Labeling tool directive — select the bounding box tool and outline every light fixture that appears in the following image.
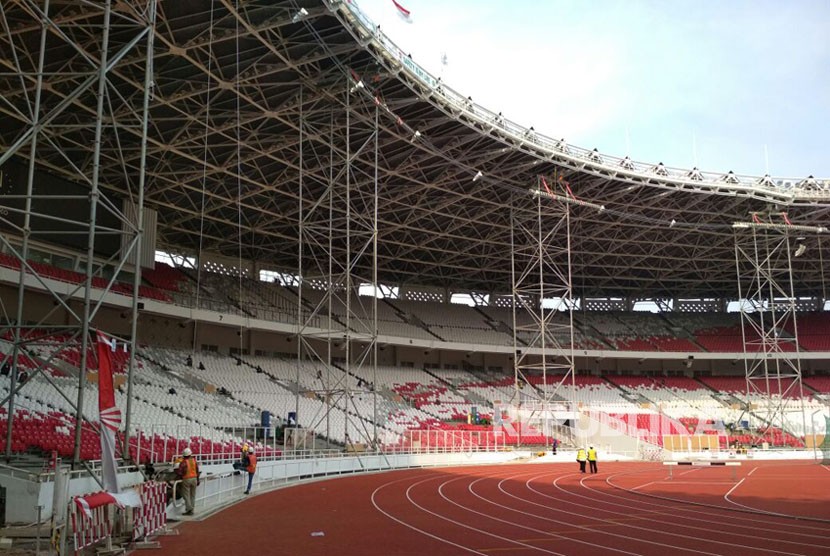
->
[411,130,421,142]
[795,243,807,257]
[292,8,309,23]
[472,171,483,182]
[349,80,364,94]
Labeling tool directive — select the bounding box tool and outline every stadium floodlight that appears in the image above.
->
[670,219,676,227]
[472,171,483,182]
[530,188,605,212]
[720,171,740,184]
[349,80,365,93]
[411,130,421,142]
[732,221,827,234]
[795,243,807,257]
[292,8,309,23]
[652,162,668,176]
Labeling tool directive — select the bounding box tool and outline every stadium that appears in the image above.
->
[1,0,829,554]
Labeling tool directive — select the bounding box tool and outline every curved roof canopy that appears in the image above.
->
[1,0,829,300]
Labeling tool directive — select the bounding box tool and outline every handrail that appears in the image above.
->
[333,0,830,202]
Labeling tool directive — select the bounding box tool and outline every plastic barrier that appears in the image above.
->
[133,481,168,543]
[70,494,112,555]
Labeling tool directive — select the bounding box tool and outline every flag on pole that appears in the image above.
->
[392,0,412,23]
[96,331,122,493]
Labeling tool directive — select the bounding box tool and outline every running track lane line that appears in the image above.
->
[572,475,815,556]
[476,470,723,556]
[405,473,569,555]
[721,473,827,521]
[580,469,830,540]
[527,470,825,555]
[587,469,830,546]
[371,472,490,555]
[547,470,821,540]
[436,473,642,556]
[541,472,809,556]
[604,467,830,527]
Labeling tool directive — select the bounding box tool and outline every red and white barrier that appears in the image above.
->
[70,493,113,555]
[133,481,168,541]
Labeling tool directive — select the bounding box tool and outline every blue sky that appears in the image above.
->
[353,0,830,178]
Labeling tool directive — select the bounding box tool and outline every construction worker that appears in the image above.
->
[576,447,587,473]
[243,446,257,495]
[177,448,200,515]
[587,445,598,474]
[233,444,249,472]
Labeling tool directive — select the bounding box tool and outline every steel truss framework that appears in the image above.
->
[0,1,828,305]
[510,179,576,398]
[508,178,577,443]
[295,79,381,448]
[733,214,812,443]
[1,0,830,464]
[0,0,157,466]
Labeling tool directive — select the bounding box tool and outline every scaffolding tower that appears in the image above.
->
[508,176,577,444]
[732,213,817,446]
[0,0,157,466]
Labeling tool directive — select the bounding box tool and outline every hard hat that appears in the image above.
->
[242,444,249,451]
[247,446,254,453]
[183,448,192,457]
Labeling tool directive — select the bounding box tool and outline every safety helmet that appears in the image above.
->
[183,448,192,457]
[242,444,249,452]
[247,447,254,453]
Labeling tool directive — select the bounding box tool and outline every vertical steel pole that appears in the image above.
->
[372,104,379,450]
[73,0,113,466]
[5,0,50,461]
[124,0,157,460]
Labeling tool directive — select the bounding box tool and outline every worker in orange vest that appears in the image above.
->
[176,448,200,515]
[243,446,257,495]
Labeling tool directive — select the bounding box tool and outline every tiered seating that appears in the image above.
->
[0,253,171,301]
[389,299,512,346]
[588,410,686,446]
[786,312,830,351]
[142,262,189,293]
[456,375,516,405]
[804,376,830,393]
[650,337,701,352]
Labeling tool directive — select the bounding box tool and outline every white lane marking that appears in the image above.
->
[370,472,489,555]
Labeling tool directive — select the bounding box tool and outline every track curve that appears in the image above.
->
[154,461,830,556]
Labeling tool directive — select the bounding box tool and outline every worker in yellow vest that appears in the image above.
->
[587,445,598,474]
[576,447,587,473]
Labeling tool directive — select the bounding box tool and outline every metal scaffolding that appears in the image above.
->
[508,176,576,444]
[295,77,380,450]
[0,0,157,465]
[732,213,815,445]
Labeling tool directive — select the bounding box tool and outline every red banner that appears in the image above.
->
[96,332,121,493]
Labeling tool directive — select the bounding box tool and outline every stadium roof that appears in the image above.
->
[1,0,829,300]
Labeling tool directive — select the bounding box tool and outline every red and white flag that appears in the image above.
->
[392,0,412,23]
[97,331,122,493]
[74,490,141,519]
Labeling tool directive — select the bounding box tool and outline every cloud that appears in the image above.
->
[353,0,830,176]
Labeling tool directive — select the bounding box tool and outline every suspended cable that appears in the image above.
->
[192,0,217,355]
[235,0,244,358]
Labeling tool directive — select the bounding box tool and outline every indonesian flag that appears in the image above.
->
[392,0,412,23]
[75,490,141,519]
[97,331,122,493]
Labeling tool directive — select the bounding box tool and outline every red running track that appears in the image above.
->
[154,461,830,555]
